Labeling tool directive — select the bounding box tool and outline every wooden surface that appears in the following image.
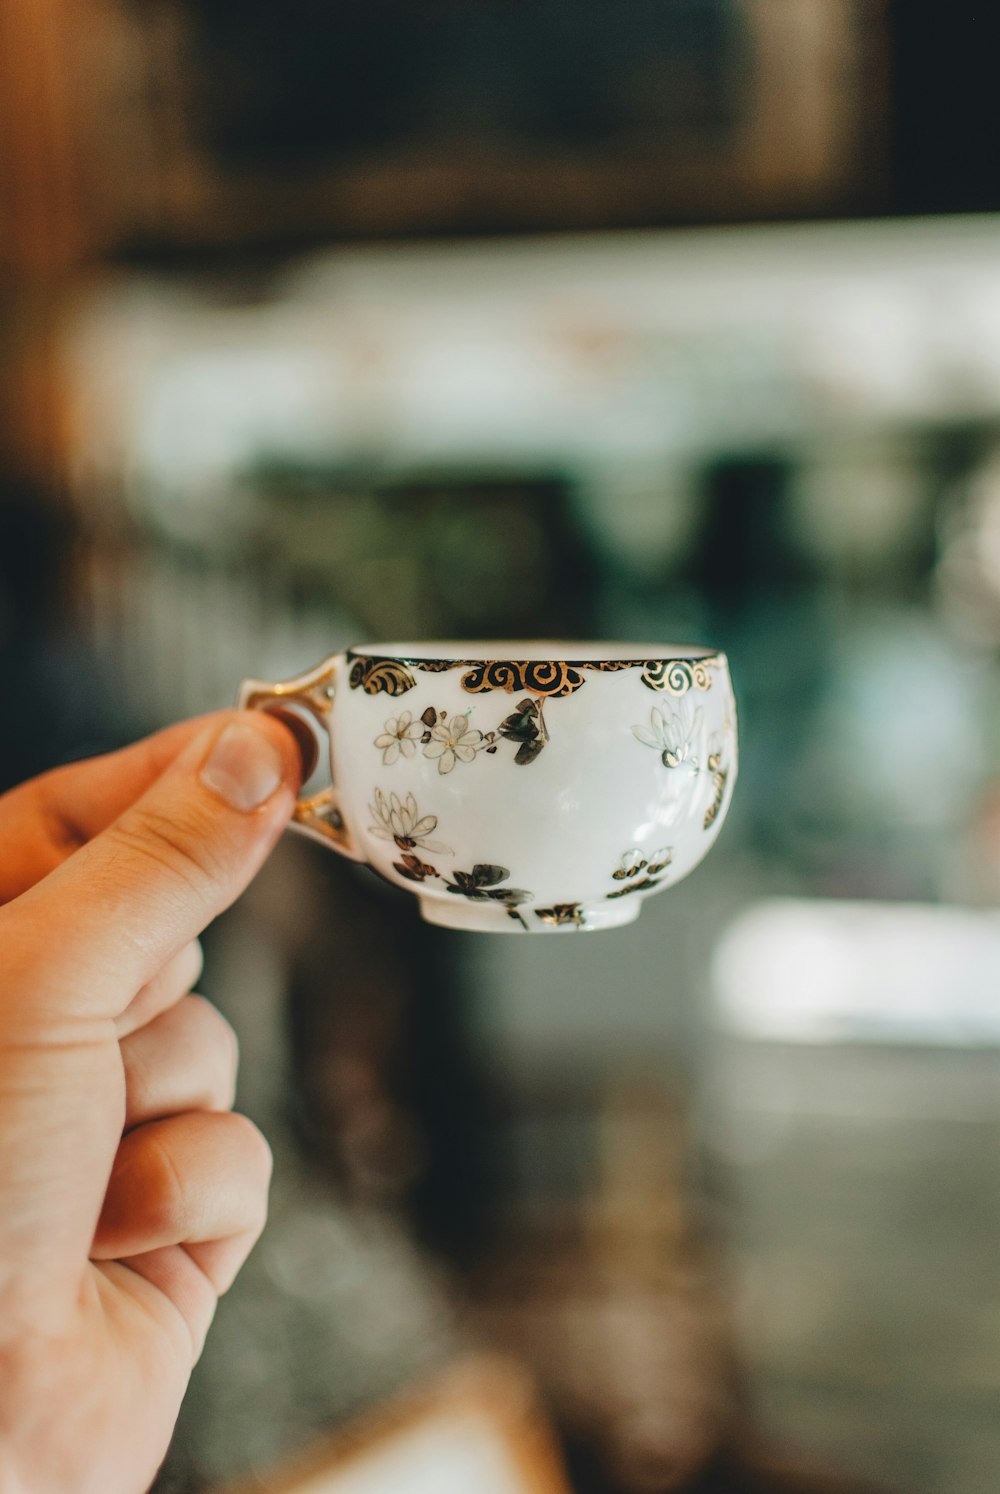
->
[211,1358,571,1494]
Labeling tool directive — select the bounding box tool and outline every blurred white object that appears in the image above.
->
[711,898,1000,1046]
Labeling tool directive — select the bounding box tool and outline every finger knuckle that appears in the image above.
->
[111,805,223,899]
[219,1112,272,1237]
[185,995,239,1107]
[178,938,205,991]
[136,938,204,1009]
[227,1112,274,1190]
[137,1132,187,1238]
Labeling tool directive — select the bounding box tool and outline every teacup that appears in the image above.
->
[238,642,737,933]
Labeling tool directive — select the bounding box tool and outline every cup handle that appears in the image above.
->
[237,655,365,862]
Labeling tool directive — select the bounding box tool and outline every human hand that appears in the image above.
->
[0,712,301,1494]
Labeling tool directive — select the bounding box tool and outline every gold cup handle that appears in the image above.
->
[237,656,364,861]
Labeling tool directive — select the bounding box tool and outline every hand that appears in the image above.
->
[0,712,301,1494]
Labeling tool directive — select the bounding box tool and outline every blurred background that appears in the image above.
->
[3,3,1000,1492]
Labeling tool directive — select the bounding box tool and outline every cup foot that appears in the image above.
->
[419,896,642,934]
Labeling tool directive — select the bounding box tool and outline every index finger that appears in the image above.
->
[0,714,231,904]
[1,712,301,1027]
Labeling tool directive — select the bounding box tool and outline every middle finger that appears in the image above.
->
[120,993,238,1131]
[116,938,204,1039]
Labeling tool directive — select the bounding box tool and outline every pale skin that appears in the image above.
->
[0,711,303,1494]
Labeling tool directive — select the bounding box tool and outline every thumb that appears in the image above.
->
[1,712,301,1032]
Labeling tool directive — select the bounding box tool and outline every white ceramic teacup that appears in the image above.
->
[239,642,737,933]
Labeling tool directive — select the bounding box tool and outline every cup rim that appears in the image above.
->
[347,640,725,664]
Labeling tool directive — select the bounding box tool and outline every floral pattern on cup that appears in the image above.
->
[535,903,585,929]
[359,654,724,779]
[375,706,502,773]
[374,711,424,765]
[606,846,672,899]
[373,831,540,926]
[368,788,451,855]
[703,741,729,831]
[701,707,736,831]
[612,848,648,881]
[424,713,487,774]
[444,863,532,906]
[631,697,704,771]
[393,851,440,882]
[374,698,554,770]
[498,697,548,765]
[444,864,535,931]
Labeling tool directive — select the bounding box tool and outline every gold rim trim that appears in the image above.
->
[346,651,725,698]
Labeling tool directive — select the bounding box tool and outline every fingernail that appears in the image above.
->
[200,721,285,811]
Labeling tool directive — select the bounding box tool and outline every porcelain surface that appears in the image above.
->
[239,642,737,933]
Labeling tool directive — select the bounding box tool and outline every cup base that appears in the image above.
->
[418,896,643,934]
